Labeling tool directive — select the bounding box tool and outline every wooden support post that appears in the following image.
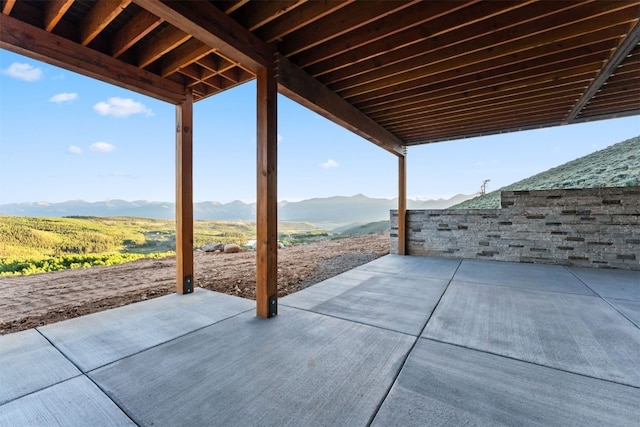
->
[398,149,407,255]
[256,62,278,318]
[175,89,194,294]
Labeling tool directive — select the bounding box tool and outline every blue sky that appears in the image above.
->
[1,49,638,204]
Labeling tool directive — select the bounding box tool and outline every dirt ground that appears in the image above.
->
[0,234,389,334]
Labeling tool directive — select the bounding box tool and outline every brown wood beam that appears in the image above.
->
[565,20,640,123]
[1,0,16,15]
[276,54,404,156]
[137,26,191,68]
[160,39,212,77]
[44,0,73,32]
[397,150,407,256]
[256,0,354,43]
[111,9,163,57]
[256,60,278,318]
[175,89,194,295]
[133,0,270,73]
[81,0,131,46]
[235,0,307,31]
[0,13,185,103]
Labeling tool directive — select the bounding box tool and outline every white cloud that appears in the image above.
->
[2,62,43,82]
[90,142,116,153]
[68,145,83,154]
[93,97,152,118]
[321,159,339,169]
[277,133,283,142]
[50,92,78,103]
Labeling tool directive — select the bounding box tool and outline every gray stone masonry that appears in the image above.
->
[391,187,640,270]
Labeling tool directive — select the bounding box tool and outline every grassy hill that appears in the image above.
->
[452,135,640,209]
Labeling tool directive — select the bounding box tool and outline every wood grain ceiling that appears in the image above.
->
[1,0,639,149]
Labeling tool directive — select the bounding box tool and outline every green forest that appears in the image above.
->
[0,216,320,276]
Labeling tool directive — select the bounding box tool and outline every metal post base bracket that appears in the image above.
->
[184,275,193,294]
[268,295,278,318]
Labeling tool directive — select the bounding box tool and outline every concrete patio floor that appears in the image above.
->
[1,255,639,426]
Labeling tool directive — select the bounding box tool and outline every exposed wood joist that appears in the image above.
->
[81,0,131,46]
[256,0,354,43]
[44,0,73,32]
[565,20,640,123]
[175,89,194,295]
[234,0,307,32]
[111,9,163,57]
[277,54,404,156]
[1,0,15,15]
[0,13,185,103]
[133,0,270,73]
[256,62,278,319]
[137,26,191,68]
[297,0,481,70]
[280,0,418,58]
[337,5,637,99]
[160,38,212,77]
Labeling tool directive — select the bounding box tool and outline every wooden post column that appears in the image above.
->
[175,89,194,294]
[398,148,407,255]
[256,62,278,318]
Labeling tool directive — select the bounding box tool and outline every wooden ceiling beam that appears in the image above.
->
[379,86,588,128]
[44,0,73,32]
[292,0,478,69]
[0,13,185,103]
[388,96,579,133]
[137,25,190,68]
[160,39,213,77]
[367,37,618,119]
[217,0,250,15]
[307,0,537,78]
[573,108,640,123]
[374,80,592,126]
[1,0,16,15]
[256,0,354,43]
[111,9,162,57]
[279,0,418,57]
[401,110,568,142]
[276,54,404,155]
[133,0,270,73]
[337,6,637,98]
[356,57,602,112]
[81,0,131,46]
[234,0,307,31]
[565,20,640,123]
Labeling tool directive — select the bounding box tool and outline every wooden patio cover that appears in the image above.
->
[2,0,639,317]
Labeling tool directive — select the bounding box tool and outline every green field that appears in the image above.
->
[0,216,323,276]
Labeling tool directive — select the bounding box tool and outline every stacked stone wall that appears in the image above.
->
[390,187,639,270]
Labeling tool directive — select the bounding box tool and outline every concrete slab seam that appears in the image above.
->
[564,267,640,330]
[449,277,598,297]
[367,259,464,425]
[83,306,255,374]
[420,336,640,391]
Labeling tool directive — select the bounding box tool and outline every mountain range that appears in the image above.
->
[0,194,472,224]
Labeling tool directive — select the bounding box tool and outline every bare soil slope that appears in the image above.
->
[0,234,389,334]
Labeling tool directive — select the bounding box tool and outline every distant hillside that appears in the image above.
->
[452,135,640,209]
[0,194,472,224]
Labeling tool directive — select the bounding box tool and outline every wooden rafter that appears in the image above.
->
[0,13,185,103]
[44,0,74,32]
[80,0,131,46]
[133,0,270,73]
[160,39,212,77]
[137,26,191,68]
[277,54,404,156]
[111,9,163,57]
[1,0,15,15]
[234,0,307,32]
[565,20,640,123]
